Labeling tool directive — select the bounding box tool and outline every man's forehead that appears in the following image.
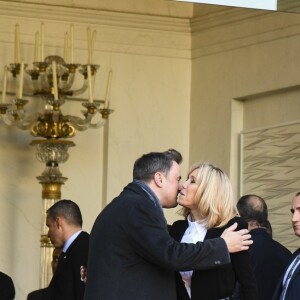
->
[292,196,300,208]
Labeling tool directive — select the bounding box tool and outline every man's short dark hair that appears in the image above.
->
[237,194,268,227]
[133,149,182,182]
[47,199,83,227]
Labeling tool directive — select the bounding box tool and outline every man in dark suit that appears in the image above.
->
[237,194,292,300]
[27,199,89,300]
[84,149,253,300]
[272,192,300,300]
[0,271,15,300]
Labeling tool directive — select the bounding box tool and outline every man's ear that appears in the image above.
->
[153,172,164,187]
[55,216,63,229]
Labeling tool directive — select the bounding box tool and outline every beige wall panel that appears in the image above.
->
[190,8,300,178]
[241,122,300,252]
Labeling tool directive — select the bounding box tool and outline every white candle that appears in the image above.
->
[52,61,58,100]
[104,70,113,109]
[1,66,8,103]
[64,32,69,62]
[41,22,45,61]
[87,65,93,103]
[87,27,92,64]
[70,24,74,64]
[91,30,96,64]
[14,23,20,63]
[18,61,24,99]
[34,32,39,62]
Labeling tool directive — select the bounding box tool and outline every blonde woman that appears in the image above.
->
[169,162,258,300]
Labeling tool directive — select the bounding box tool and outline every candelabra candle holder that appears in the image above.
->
[30,139,74,198]
[0,55,114,138]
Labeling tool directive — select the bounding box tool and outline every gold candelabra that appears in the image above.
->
[0,22,114,287]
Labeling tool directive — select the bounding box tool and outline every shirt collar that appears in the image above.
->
[63,230,82,253]
[133,179,162,208]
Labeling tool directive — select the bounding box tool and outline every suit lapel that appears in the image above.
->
[170,221,188,241]
[204,227,223,240]
[285,249,300,289]
[49,233,83,286]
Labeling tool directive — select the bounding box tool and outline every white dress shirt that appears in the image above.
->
[63,230,82,253]
[179,215,207,298]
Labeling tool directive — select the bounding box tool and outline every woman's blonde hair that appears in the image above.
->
[181,162,237,228]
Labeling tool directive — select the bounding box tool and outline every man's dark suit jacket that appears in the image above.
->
[169,217,258,300]
[247,228,292,300]
[0,271,15,300]
[272,248,300,300]
[27,231,89,300]
[84,182,231,300]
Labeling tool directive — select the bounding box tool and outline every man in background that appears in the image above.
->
[27,199,89,300]
[0,271,15,300]
[237,194,292,300]
[272,192,300,300]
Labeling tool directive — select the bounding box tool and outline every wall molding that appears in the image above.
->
[191,8,300,58]
[0,1,191,59]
